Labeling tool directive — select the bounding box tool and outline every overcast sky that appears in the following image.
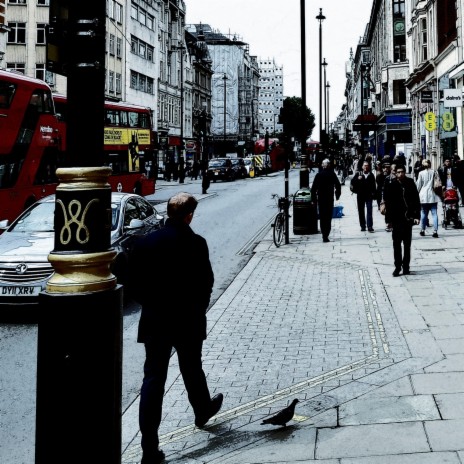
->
[186,0,373,139]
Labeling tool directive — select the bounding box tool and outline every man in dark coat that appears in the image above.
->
[311,158,341,242]
[129,193,222,464]
[350,160,377,232]
[383,165,421,276]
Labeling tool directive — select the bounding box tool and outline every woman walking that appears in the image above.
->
[415,159,441,238]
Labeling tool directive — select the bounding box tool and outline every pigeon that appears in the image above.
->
[261,398,299,426]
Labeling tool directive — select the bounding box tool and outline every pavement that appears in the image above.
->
[122,173,464,463]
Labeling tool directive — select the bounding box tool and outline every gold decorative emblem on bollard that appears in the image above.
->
[57,198,99,245]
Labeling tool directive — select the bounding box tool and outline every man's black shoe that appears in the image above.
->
[392,269,401,277]
[368,228,374,232]
[195,393,224,428]
[141,449,165,464]
[323,237,330,242]
[361,227,366,231]
[403,269,410,275]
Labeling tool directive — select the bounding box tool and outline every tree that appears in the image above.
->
[279,97,315,143]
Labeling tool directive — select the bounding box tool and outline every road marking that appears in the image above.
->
[236,216,274,255]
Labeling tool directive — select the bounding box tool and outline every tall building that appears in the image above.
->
[257,58,283,137]
[195,24,259,155]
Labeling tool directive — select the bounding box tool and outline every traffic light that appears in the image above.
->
[46,0,70,76]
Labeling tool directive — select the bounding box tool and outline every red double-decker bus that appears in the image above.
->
[0,70,156,224]
[53,94,156,197]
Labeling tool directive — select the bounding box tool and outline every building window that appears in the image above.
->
[8,0,27,3]
[7,22,26,44]
[109,34,115,55]
[116,2,123,23]
[116,73,121,94]
[6,62,25,73]
[130,35,154,62]
[37,0,49,5]
[35,63,46,81]
[108,71,114,92]
[116,37,122,58]
[37,23,46,44]
[420,18,427,62]
[393,80,406,104]
[130,70,154,94]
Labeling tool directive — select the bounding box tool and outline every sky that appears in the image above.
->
[186,0,373,140]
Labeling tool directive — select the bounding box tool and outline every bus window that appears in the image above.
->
[128,111,139,127]
[33,149,59,185]
[0,157,25,189]
[119,110,128,126]
[0,81,16,109]
[105,109,120,125]
[139,113,150,129]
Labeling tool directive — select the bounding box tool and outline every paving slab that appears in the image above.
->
[341,451,461,463]
[425,418,464,451]
[411,372,464,394]
[434,393,464,419]
[339,395,439,425]
[315,422,430,459]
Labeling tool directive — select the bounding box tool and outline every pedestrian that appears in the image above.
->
[383,165,421,276]
[415,159,441,238]
[350,161,377,232]
[129,193,223,464]
[453,154,464,205]
[413,156,423,181]
[438,158,458,192]
[201,161,210,194]
[191,160,200,180]
[375,161,386,210]
[311,158,341,243]
[382,162,396,232]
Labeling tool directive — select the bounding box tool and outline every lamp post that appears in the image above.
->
[300,0,309,188]
[325,81,331,133]
[316,8,326,154]
[223,73,228,154]
[37,1,122,463]
[171,40,186,183]
[322,58,328,129]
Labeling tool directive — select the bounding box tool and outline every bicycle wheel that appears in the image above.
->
[273,212,285,247]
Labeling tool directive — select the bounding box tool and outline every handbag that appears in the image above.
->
[379,201,386,215]
[433,170,443,197]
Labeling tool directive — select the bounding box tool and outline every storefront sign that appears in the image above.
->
[424,112,436,131]
[443,89,463,107]
[421,91,433,103]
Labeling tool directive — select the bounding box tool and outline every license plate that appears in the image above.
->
[214,171,219,175]
[1,286,41,296]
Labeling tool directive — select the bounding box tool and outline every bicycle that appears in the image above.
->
[271,194,291,247]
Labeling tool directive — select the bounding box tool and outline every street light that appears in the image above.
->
[325,81,331,133]
[316,8,326,154]
[170,40,186,183]
[300,0,309,188]
[322,57,328,138]
[222,73,228,154]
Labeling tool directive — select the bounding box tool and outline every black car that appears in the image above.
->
[207,158,235,182]
[231,158,248,179]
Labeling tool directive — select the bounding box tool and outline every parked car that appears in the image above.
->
[231,158,248,179]
[0,192,164,306]
[207,158,235,182]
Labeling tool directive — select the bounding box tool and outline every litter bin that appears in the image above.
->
[293,188,318,235]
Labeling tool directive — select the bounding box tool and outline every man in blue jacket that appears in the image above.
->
[130,192,222,464]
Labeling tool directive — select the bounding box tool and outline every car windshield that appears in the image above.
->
[111,202,121,231]
[231,159,240,166]
[209,160,227,167]
[244,159,251,165]
[9,201,55,232]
